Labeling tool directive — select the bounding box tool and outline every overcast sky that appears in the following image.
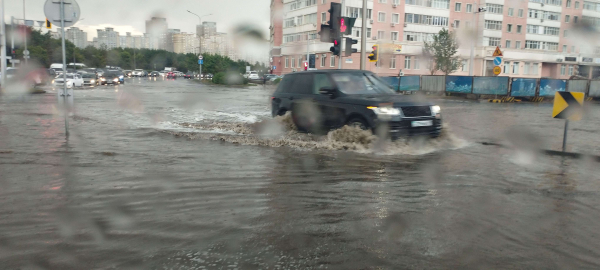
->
[4,0,271,40]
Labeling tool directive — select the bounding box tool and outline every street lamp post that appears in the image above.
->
[187,10,212,78]
[469,3,486,76]
[23,0,28,64]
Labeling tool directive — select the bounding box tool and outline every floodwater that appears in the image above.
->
[1,78,599,269]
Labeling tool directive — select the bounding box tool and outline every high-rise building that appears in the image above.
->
[199,21,217,38]
[96,27,120,49]
[269,0,600,78]
[165,29,181,52]
[173,33,199,54]
[145,17,168,50]
[118,32,135,48]
[65,27,88,48]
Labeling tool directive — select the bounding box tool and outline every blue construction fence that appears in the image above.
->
[381,75,600,98]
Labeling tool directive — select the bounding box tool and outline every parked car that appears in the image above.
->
[149,71,160,77]
[81,73,97,86]
[248,73,260,80]
[54,73,84,87]
[184,72,194,79]
[271,70,442,138]
[98,72,120,85]
[205,73,213,79]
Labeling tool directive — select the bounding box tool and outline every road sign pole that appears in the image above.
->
[562,120,569,152]
[60,0,69,137]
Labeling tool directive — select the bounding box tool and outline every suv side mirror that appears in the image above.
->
[319,87,336,96]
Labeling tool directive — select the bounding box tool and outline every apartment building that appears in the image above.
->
[173,33,200,54]
[96,27,120,50]
[269,0,600,78]
[65,27,88,49]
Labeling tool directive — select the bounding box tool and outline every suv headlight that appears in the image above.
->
[367,106,401,116]
[431,105,441,116]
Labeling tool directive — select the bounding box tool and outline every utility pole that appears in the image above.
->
[10,16,14,67]
[469,3,485,76]
[338,0,345,69]
[60,0,69,136]
[23,0,28,64]
[1,0,6,85]
[360,0,367,70]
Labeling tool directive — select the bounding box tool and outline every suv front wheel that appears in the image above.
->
[347,117,369,130]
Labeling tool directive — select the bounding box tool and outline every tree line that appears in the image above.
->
[12,29,267,74]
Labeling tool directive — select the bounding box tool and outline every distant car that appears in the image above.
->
[98,72,120,85]
[167,72,177,79]
[184,72,194,79]
[81,73,97,86]
[123,70,132,77]
[54,73,84,87]
[132,69,146,77]
[159,71,167,77]
[248,73,260,80]
[149,71,160,77]
[115,71,126,84]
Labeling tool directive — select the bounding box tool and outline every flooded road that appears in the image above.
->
[1,78,600,269]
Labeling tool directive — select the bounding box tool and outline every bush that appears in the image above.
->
[243,77,249,85]
[273,78,282,84]
[212,72,225,84]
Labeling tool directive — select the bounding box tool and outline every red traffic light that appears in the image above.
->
[334,39,338,45]
[340,18,346,33]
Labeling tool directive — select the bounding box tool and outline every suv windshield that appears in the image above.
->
[331,73,396,95]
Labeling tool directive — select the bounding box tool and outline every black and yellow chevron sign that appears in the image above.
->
[552,92,584,121]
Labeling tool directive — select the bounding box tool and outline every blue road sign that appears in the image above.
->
[493,57,502,66]
[198,59,203,65]
[273,66,277,70]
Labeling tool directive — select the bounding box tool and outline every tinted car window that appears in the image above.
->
[313,74,334,94]
[275,75,294,93]
[290,74,314,95]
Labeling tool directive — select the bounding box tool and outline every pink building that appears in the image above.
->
[269,0,600,79]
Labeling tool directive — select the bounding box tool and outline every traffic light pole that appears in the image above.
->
[338,0,345,70]
[360,0,367,70]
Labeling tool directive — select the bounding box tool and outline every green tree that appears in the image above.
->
[423,28,461,75]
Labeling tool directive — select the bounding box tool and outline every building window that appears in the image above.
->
[291,57,295,68]
[414,56,420,69]
[567,0,571,7]
[378,12,386,22]
[517,25,522,33]
[330,55,335,67]
[392,13,400,24]
[391,31,399,40]
[390,57,396,69]
[466,3,472,12]
[322,0,326,4]
[298,57,302,67]
[285,57,289,68]
[506,40,511,48]
[485,20,502,30]
[532,63,539,75]
[404,13,450,26]
[569,65,574,75]
[378,30,385,39]
[379,0,387,3]
[486,4,504,14]
[518,9,524,17]
[508,8,514,16]
[321,12,327,23]
[507,24,513,32]
[462,59,468,71]
[487,37,501,46]
[565,15,570,23]
[512,62,519,74]
[454,20,460,28]
[572,45,576,52]
[320,56,325,67]
[525,40,559,50]
[405,56,412,69]
[366,28,371,38]
[560,64,566,75]
[297,16,303,25]
[574,16,578,23]
[503,62,509,74]
[524,62,530,75]
[404,31,435,42]
[575,1,579,8]
[455,3,462,11]
[563,45,568,52]
[564,30,569,37]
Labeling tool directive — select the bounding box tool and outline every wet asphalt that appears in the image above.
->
[0,77,599,269]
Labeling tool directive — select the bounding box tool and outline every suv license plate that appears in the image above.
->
[411,120,433,127]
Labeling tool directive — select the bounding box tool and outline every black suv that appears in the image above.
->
[271,70,442,138]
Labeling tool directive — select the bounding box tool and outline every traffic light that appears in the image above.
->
[368,45,379,62]
[340,17,356,35]
[330,38,341,56]
[345,38,358,57]
[304,61,308,71]
[45,18,52,29]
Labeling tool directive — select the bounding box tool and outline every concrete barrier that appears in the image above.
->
[473,77,509,95]
[446,76,473,93]
[510,78,538,97]
[399,76,420,91]
[421,76,445,92]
